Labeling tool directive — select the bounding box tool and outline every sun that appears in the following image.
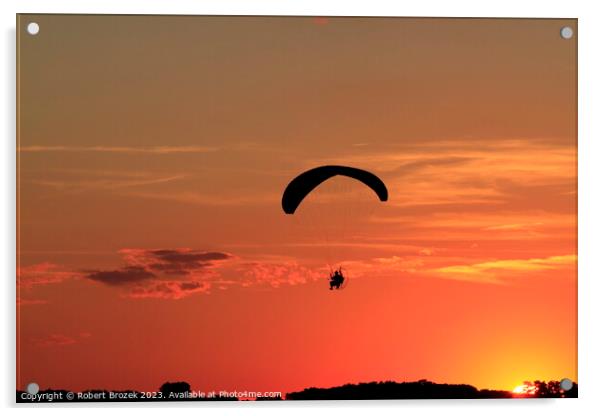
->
[513,385,527,394]
[512,384,537,395]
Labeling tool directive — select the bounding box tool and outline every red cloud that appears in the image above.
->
[84,248,234,299]
[127,280,212,300]
[239,261,323,287]
[33,332,92,347]
[35,334,75,347]
[17,263,81,289]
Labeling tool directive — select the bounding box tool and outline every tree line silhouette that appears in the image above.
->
[16,378,576,402]
[286,379,578,400]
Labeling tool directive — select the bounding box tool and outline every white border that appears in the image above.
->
[2,1,601,415]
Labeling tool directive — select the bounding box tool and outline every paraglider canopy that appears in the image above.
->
[282,165,388,214]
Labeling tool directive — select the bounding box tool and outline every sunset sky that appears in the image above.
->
[17,15,576,394]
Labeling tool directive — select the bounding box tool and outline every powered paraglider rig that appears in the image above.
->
[282,165,389,290]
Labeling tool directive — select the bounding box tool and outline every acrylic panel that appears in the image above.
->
[16,15,577,402]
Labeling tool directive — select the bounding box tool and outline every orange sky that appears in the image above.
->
[17,15,576,394]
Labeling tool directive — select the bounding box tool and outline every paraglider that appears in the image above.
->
[282,165,388,290]
[329,267,345,290]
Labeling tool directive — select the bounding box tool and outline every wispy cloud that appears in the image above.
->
[387,156,476,177]
[238,261,322,288]
[334,255,426,280]
[371,210,575,243]
[124,190,279,207]
[310,138,575,213]
[482,222,544,231]
[18,263,81,289]
[19,145,218,154]
[431,254,577,284]
[30,174,186,192]
[34,332,91,348]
